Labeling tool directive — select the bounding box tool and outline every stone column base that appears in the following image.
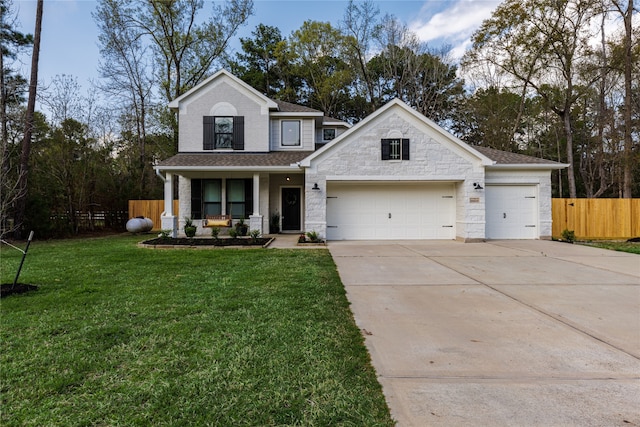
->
[160,216,178,238]
[249,215,263,235]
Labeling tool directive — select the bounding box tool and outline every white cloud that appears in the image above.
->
[409,0,501,59]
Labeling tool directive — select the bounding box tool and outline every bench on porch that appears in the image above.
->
[203,215,232,227]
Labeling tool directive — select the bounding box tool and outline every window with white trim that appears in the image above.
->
[281,120,301,146]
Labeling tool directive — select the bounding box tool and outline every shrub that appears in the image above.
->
[305,230,321,243]
[561,229,576,243]
[211,227,220,240]
[228,228,238,238]
[249,229,261,242]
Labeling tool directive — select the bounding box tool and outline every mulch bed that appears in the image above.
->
[141,237,273,248]
[1,283,38,298]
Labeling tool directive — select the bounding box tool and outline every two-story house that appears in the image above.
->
[155,69,566,241]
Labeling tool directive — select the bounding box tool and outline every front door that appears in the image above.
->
[281,187,301,231]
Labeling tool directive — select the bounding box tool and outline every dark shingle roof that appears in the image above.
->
[157,151,313,168]
[273,99,322,114]
[473,146,562,165]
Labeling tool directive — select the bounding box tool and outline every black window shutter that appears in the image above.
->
[233,116,244,150]
[203,116,214,150]
[191,179,202,219]
[381,139,390,160]
[244,178,253,217]
[402,139,410,160]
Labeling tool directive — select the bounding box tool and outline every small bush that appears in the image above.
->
[228,228,238,238]
[210,227,220,239]
[249,229,261,242]
[561,229,576,243]
[305,230,321,243]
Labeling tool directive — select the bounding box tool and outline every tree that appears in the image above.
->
[464,0,604,198]
[131,0,253,102]
[13,0,42,239]
[610,0,636,197]
[94,0,155,197]
[341,0,381,113]
[0,0,32,237]
[452,87,526,152]
[370,16,464,126]
[288,20,355,119]
[231,24,287,97]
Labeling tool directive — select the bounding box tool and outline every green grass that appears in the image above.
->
[1,235,393,426]
[580,240,640,255]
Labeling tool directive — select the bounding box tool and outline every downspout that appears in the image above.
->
[155,167,168,219]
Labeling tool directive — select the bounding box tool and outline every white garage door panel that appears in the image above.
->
[485,185,538,239]
[326,183,456,240]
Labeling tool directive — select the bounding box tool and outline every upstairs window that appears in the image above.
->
[204,116,244,150]
[281,120,301,146]
[323,128,336,142]
[381,138,410,161]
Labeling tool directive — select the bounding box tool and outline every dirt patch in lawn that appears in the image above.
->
[140,237,273,248]
[1,283,38,298]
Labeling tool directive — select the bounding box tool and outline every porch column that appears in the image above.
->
[253,173,260,215]
[164,172,174,216]
[160,172,178,237]
[249,172,263,234]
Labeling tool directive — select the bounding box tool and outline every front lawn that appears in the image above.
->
[580,241,640,255]
[1,235,393,426]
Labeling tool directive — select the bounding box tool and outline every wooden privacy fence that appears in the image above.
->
[128,200,179,230]
[552,198,640,240]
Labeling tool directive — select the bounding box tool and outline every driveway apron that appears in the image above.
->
[328,240,640,427]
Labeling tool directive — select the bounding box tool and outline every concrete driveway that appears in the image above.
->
[328,240,640,427]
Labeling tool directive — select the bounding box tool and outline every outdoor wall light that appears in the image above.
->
[312,183,320,190]
[286,176,291,181]
[473,182,484,190]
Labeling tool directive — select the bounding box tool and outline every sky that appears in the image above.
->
[12,0,502,106]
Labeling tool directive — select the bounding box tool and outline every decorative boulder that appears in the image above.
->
[126,217,153,233]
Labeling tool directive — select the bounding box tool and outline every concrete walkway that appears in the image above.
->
[328,240,640,427]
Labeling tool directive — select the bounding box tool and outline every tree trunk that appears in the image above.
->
[1,38,8,177]
[563,108,577,198]
[13,0,43,239]
[621,0,633,198]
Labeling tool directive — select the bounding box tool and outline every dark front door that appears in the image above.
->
[281,187,301,231]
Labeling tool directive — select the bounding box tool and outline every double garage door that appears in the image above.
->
[326,182,456,240]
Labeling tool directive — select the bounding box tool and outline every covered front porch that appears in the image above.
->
[156,170,306,237]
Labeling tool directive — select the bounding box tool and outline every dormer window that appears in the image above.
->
[281,120,301,146]
[203,116,244,150]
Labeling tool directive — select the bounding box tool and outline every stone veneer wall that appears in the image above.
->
[304,110,487,240]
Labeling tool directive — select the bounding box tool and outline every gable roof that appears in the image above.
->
[300,98,494,167]
[167,69,278,110]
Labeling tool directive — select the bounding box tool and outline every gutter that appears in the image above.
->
[485,163,569,171]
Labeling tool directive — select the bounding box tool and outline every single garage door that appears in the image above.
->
[485,185,538,239]
[326,182,456,240]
